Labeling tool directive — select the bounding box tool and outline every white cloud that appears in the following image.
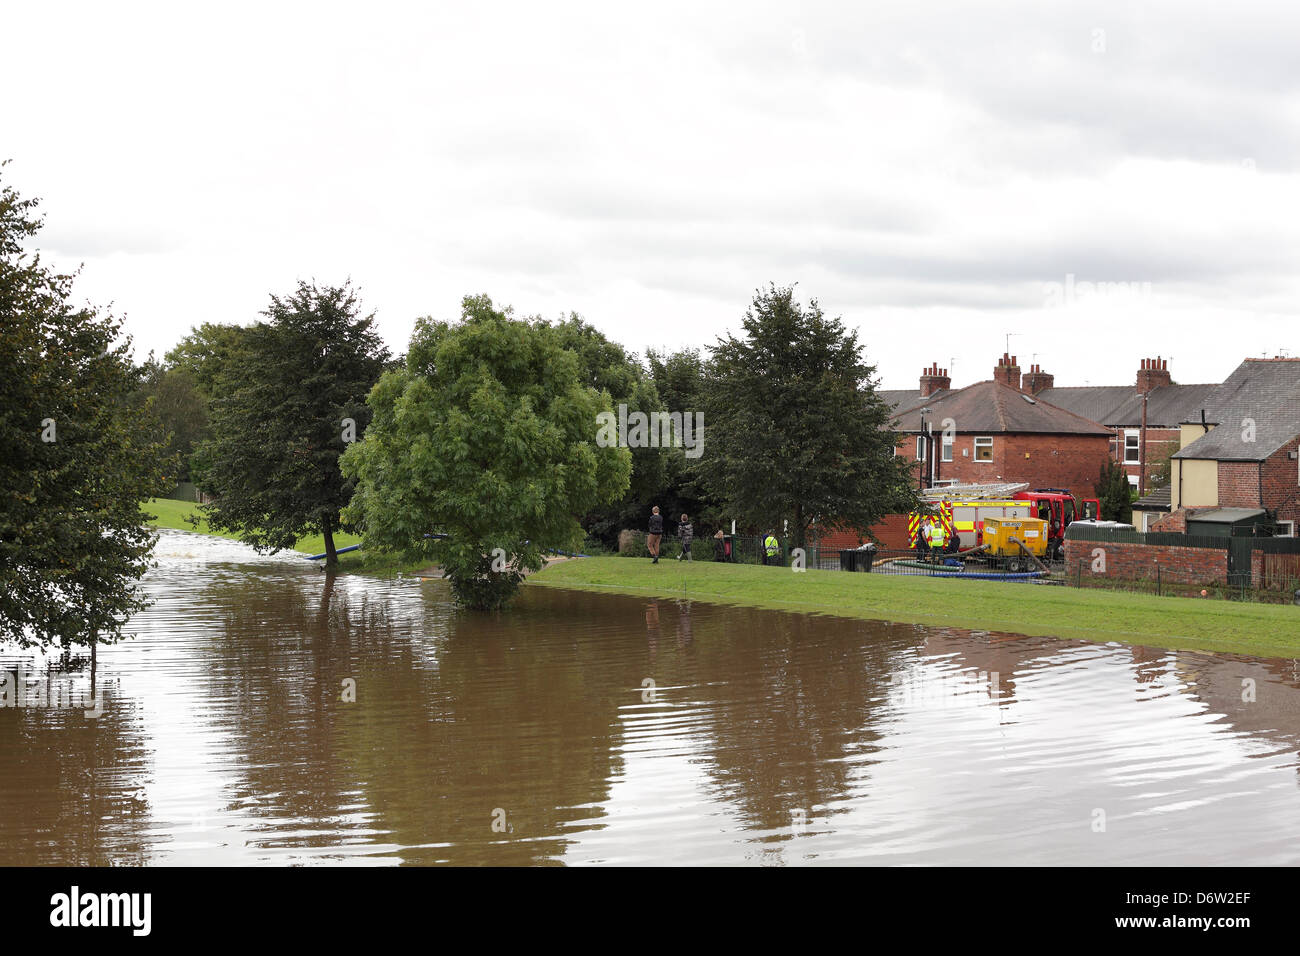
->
[4,0,1297,389]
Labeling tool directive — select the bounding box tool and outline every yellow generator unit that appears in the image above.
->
[981,516,1049,568]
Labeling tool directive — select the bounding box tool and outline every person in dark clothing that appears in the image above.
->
[676,514,693,561]
[713,529,727,561]
[647,506,664,563]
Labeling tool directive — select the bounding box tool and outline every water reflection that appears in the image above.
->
[0,656,150,866]
[1,529,1299,865]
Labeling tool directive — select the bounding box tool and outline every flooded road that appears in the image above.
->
[3,529,1300,865]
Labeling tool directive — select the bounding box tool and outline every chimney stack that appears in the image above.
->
[995,352,1022,391]
[919,363,951,397]
[1022,363,1055,395]
[1136,356,1171,394]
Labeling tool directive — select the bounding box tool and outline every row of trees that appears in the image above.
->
[137,284,918,609]
[4,163,919,637]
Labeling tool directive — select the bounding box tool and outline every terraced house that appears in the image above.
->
[885,355,1112,493]
[1134,358,1300,536]
[1031,357,1219,494]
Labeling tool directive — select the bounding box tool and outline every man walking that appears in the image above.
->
[648,506,664,563]
[676,513,694,561]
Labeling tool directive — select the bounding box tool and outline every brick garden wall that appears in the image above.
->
[1063,537,1228,585]
[1150,509,1195,533]
[818,513,913,550]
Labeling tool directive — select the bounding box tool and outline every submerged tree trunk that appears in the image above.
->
[323,515,338,568]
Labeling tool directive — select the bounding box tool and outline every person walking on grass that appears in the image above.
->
[648,506,664,564]
[677,513,694,561]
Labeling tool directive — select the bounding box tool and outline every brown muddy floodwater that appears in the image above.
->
[3,529,1300,865]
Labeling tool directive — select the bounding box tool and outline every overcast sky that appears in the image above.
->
[6,1,1298,391]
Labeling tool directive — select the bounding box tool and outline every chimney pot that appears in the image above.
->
[1137,355,1172,393]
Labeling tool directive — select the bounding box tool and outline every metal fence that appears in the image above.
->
[620,527,1300,599]
[632,534,1055,580]
[1065,526,1300,593]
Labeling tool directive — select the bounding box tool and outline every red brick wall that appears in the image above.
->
[1150,509,1192,533]
[1217,460,1261,509]
[1110,426,1180,486]
[1063,537,1228,585]
[900,432,1111,497]
[817,513,912,550]
[1261,437,1300,526]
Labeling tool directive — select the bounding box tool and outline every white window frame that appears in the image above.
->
[916,435,927,461]
[1277,521,1295,537]
[974,436,993,462]
[1124,429,1140,464]
[941,435,953,462]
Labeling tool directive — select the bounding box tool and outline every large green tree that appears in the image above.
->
[0,166,169,649]
[200,281,390,566]
[695,284,917,550]
[162,322,255,489]
[645,346,713,527]
[164,321,253,397]
[548,314,667,546]
[131,357,210,483]
[341,294,631,609]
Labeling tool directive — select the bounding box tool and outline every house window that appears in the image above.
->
[974,436,993,461]
[941,435,953,462]
[916,435,926,461]
[1278,521,1296,537]
[1124,430,1140,464]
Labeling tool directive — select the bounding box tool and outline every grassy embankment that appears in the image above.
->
[528,555,1300,658]
[142,498,428,575]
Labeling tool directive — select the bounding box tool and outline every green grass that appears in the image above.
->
[141,498,428,575]
[528,556,1300,658]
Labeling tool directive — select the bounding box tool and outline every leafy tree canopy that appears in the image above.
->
[1095,458,1134,523]
[164,321,253,398]
[695,284,917,549]
[131,357,209,483]
[0,165,168,648]
[549,314,669,545]
[341,294,631,609]
[200,280,390,565]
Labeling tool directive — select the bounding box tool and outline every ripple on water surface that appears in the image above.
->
[2,529,1299,865]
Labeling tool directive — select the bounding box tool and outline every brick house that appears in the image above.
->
[886,354,1113,494]
[1150,358,1300,536]
[1032,357,1218,494]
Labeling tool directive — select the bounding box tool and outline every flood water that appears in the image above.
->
[3,529,1300,865]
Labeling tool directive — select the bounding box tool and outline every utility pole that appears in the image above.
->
[1139,389,1149,497]
[918,407,931,490]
